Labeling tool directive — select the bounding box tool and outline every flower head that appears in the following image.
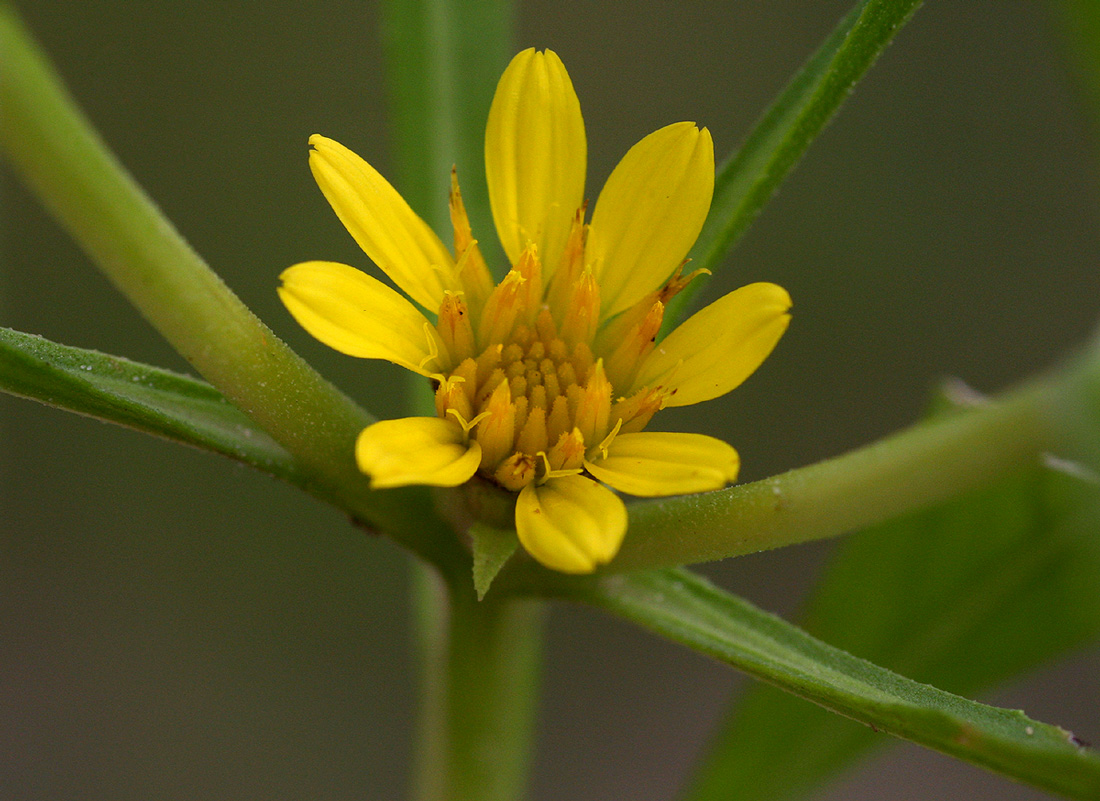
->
[279,49,791,574]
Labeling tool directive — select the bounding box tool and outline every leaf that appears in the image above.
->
[1057,0,1100,139]
[684,375,1100,801]
[666,0,924,326]
[575,567,1100,801]
[0,326,299,482]
[471,522,518,600]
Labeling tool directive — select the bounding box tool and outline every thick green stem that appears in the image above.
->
[413,566,546,801]
[612,376,1057,571]
[0,6,460,558]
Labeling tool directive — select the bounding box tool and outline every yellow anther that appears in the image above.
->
[559,268,600,347]
[475,380,516,470]
[546,427,586,472]
[449,168,493,316]
[478,269,527,348]
[494,451,537,491]
[437,291,476,365]
[436,375,473,422]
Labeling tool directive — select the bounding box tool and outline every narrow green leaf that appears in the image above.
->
[686,360,1100,801]
[668,0,923,325]
[576,568,1100,800]
[1058,0,1100,139]
[687,464,1100,801]
[471,522,518,600]
[0,326,300,482]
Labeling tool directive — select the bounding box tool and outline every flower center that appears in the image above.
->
[436,303,613,492]
[430,187,692,494]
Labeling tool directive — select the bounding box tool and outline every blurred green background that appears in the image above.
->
[3,2,1099,799]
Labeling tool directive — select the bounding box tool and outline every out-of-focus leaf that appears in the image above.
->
[380,0,513,246]
[667,0,923,326]
[0,326,300,482]
[685,373,1100,801]
[578,567,1100,801]
[1058,0,1100,139]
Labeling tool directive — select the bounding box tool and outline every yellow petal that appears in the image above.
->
[587,122,714,321]
[485,48,586,279]
[356,417,481,489]
[279,261,447,376]
[631,282,791,407]
[584,432,739,497]
[309,135,455,311]
[515,475,627,574]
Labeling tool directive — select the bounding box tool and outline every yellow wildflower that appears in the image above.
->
[278,48,791,574]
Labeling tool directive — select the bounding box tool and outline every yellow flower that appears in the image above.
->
[278,49,791,574]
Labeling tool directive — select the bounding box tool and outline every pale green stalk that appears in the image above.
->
[0,4,457,564]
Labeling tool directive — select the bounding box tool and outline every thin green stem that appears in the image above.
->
[410,562,452,801]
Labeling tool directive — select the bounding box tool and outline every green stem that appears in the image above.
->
[410,562,452,801]
[613,375,1057,571]
[381,0,512,248]
[413,566,546,801]
[0,5,458,559]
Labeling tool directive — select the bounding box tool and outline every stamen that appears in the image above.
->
[593,418,624,460]
[418,322,446,373]
[447,407,491,434]
[535,450,584,485]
